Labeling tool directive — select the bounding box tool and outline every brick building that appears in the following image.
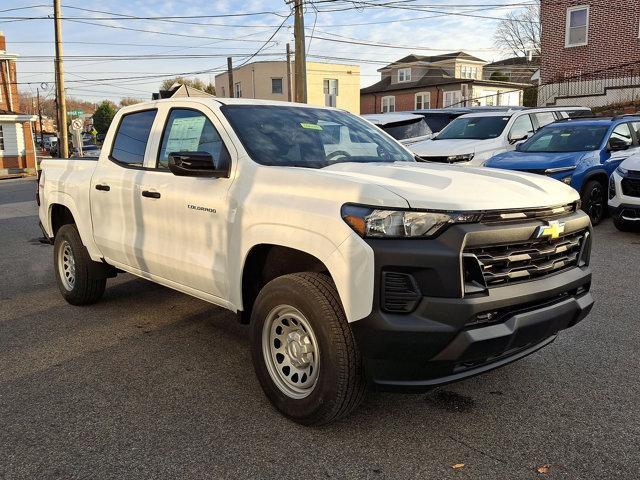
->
[0,32,37,173]
[360,51,528,114]
[538,0,640,107]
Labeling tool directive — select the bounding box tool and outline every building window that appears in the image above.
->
[415,92,430,109]
[565,6,589,47]
[460,66,477,79]
[443,91,461,108]
[381,96,395,113]
[323,79,338,107]
[397,68,411,82]
[234,82,242,98]
[0,126,4,150]
[271,78,283,95]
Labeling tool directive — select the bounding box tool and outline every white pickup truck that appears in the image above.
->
[39,98,594,425]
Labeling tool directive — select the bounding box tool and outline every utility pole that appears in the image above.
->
[37,88,45,151]
[293,0,307,103]
[227,57,234,98]
[53,0,68,158]
[285,43,292,102]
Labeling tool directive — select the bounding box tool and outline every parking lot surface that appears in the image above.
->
[1,177,639,479]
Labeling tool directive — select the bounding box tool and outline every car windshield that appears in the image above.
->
[379,118,431,140]
[221,105,415,168]
[520,125,608,153]
[435,115,510,140]
[420,113,460,132]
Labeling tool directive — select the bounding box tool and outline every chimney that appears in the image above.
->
[0,32,5,52]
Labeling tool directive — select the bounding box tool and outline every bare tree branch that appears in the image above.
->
[494,3,541,59]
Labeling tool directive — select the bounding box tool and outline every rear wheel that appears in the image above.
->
[250,273,365,425]
[54,224,106,305]
[581,180,606,225]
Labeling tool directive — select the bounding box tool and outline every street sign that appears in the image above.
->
[67,109,84,117]
[71,118,84,131]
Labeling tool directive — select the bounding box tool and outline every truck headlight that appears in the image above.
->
[447,153,474,163]
[341,204,481,238]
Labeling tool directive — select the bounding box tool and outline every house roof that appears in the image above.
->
[378,51,487,71]
[485,56,540,68]
[360,68,528,95]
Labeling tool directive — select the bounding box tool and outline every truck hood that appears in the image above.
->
[410,138,496,157]
[321,162,579,210]
[485,150,588,171]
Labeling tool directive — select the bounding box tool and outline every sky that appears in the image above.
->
[1,1,528,104]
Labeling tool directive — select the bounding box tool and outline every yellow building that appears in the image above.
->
[214,61,360,114]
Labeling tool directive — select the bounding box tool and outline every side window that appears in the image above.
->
[509,114,534,140]
[533,112,557,130]
[630,122,640,141]
[111,110,157,166]
[157,109,227,170]
[609,123,633,147]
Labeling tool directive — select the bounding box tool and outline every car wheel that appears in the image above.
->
[250,272,366,425]
[54,224,106,305]
[613,217,639,232]
[581,180,606,225]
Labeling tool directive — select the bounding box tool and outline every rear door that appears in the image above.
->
[90,108,158,268]
[134,103,235,299]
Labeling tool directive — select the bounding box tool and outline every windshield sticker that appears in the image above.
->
[300,123,323,131]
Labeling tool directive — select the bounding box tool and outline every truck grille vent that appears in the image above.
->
[419,156,451,163]
[381,272,421,313]
[481,203,576,223]
[464,230,586,287]
[621,178,640,198]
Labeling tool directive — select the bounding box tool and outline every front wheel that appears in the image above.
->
[250,273,365,425]
[581,180,606,225]
[613,217,639,232]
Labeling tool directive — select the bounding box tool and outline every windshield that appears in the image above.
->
[436,115,510,140]
[221,105,415,168]
[520,125,608,153]
[379,118,431,140]
[421,113,459,133]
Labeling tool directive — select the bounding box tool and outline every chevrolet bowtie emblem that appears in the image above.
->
[535,220,565,240]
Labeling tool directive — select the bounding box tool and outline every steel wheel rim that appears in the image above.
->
[262,305,319,399]
[58,240,76,291]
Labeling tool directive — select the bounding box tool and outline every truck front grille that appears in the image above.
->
[464,230,587,287]
[419,156,450,163]
[621,178,640,198]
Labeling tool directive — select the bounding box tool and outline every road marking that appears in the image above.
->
[0,201,38,220]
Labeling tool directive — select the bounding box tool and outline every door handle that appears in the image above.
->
[141,190,161,199]
[95,184,110,191]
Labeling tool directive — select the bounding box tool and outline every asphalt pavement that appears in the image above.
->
[1,177,639,480]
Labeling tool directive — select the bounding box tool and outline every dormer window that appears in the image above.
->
[397,68,411,82]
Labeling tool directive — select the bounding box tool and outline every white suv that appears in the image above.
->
[609,153,640,231]
[411,106,591,166]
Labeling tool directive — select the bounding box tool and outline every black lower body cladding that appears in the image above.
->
[350,211,594,392]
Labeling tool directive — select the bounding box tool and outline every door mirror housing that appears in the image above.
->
[168,152,229,178]
[509,133,528,145]
[608,137,630,152]
[515,142,523,151]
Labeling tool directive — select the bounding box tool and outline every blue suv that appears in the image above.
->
[485,116,640,224]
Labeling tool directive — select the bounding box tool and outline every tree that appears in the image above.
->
[92,100,117,134]
[119,97,144,107]
[160,76,215,95]
[494,3,541,59]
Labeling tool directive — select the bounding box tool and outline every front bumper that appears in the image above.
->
[350,212,593,392]
[609,204,640,222]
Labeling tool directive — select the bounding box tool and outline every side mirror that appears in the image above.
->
[509,133,528,145]
[168,152,228,178]
[608,137,630,152]
[515,142,523,151]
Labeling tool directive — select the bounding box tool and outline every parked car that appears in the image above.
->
[74,141,101,158]
[608,153,640,231]
[411,106,528,134]
[486,116,640,225]
[38,98,593,425]
[411,106,591,166]
[362,112,432,146]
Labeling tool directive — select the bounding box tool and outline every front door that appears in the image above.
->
[604,122,640,171]
[135,104,234,299]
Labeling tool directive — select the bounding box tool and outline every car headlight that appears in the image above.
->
[341,204,481,238]
[616,165,628,176]
[447,153,474,163]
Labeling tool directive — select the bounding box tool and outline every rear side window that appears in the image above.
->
[533,112,557,130]
[111,110,157,167]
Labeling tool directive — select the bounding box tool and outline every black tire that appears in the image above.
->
[54,224,106,305]
[581,180,606,225]
[250,272,366,426]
